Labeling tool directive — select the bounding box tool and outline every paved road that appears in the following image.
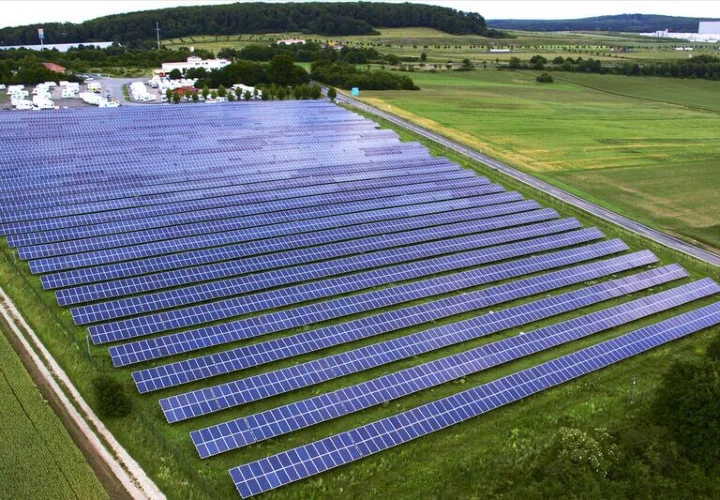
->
[332,91,720,269]
[98,76,148,106]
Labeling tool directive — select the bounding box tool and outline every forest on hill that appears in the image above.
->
[488,14,710,33]
[0,2,490,46]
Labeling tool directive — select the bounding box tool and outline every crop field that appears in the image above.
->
[0,325,107,499]
[0,99,718,500]
[358,70,720,251]
[164,27,719,67]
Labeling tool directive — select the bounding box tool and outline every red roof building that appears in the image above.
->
[42,62,66,73]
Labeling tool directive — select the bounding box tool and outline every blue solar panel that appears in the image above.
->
[29,198,543,273]
[193,276,716,457]
[58,215,575,305]
[0,156,458,227]
[228,300,720,497]
[102,235,619,351]
[137,256,680,394]
[156,250,663,420]
[74,217,585,324]
[19,185,512,261]
[6,171,480,245]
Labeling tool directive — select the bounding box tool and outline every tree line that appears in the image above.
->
[311,61,419,90]
[489,14,708,33]
[218,41,387,65]
[0,2,491,46]
[507,54,720,80]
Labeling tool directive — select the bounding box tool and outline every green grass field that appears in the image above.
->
[164,27,720,67]
[0,326,108,500]
[357,70,720,251]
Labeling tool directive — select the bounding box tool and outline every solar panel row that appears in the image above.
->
[1,156,454,219]
[194,277,717,458]
[31,198,542,273]
[229,301,720,497]
[20,185,500,259]
[95,232,616,346]
[74,218,589,326]
[42,207,560,290]
[59,215,573,306]
[2,148,448,222]
[132,256,677,393]
[6,170,479,244]
[156,250,661,422]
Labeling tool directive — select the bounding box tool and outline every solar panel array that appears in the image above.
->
[1,101,718,498]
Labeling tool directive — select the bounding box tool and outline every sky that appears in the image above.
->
[2,0,720,29]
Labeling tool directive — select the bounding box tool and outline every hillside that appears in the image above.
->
[488,14,711,33]
[0,2,489,46]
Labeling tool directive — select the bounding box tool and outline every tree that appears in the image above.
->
[227,92,236,101]
[327,86,337,101]
[168,68,182,80]
[459,58,473,71]
[93,375,131,418]
[309,85,322,99]
[268,54,297,86]
[651,358,720,468]
[508,57,522,69]
[201,84,209,100]
[191,91,199,102]
[536,73,554,83]
[172,91,181,103]
[165,88,173,100]
[420,52,427,62]
[530,54,548,70]
[217,84,227,97]
[243,90,252,101]
[210,90,218,99]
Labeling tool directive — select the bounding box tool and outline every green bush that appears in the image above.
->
[536,73,554,83]
[92,375,131,418]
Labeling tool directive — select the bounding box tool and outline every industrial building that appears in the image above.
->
[698,21,720,34]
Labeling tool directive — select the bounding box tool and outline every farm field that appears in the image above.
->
[357,70,720,251]
[0,326,108,499]
[164,27,720,66]
[0,100,719,499]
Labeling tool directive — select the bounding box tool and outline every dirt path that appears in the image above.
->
[0,284,165,500]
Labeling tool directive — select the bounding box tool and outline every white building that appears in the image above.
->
[699,21,720,34]
[277,38,306,45]
[160,56,231,74]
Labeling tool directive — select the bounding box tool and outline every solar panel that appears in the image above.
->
[228,300,720,497]
[156,250,662,420]
[58,216,574,305]
[134,255,676,393]
[20,186,516,261]
[29,198,543,273]
[6,171,481,245]
[42,206,558,290]
[74,220,590,325]
[194,276,716,457]
[101,235,619,351]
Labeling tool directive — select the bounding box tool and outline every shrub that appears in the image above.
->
[536,73,554,83]
[92,375,131,418]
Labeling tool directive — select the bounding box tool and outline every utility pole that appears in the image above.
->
[156,21,161,50]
